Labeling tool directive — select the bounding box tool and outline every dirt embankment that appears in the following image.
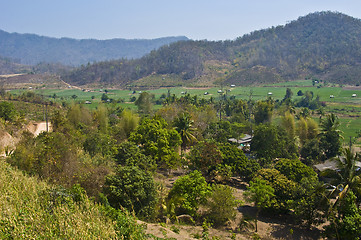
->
[0,121,52,156]
[27,122,52,136]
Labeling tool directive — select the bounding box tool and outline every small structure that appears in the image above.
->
[314,159,361,172]
[85,101,92,104]
[268,92,273,96]
[228,134,253,150]
[217,90,223,93]
[204,92,208,95]
[352,93,357,97]
[230,84,236,87]
[330,95,334,98]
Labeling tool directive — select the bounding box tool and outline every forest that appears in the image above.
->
[0,85,360,239]
[62,12,361,87]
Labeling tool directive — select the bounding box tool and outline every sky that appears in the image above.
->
[1,0,361,41]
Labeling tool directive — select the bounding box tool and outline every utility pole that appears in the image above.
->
[46,102,48,132]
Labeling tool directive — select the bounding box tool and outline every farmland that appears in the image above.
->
[9,79,361,144]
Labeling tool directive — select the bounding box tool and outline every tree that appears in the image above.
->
[129,116,181,169]
[253,100,274,124]
[325,191,361,240]
[324,148,361,207]
[319,113,342,158]
[114,109,139,140]
[167,170,211,217]
[173,112,197,153]
[251,124,297,161]
[244,179,275,232]
[134,92,153,114]
[114,141,156,171]
[104,166,157,218]
[101,93,109,102]
[219,143,260,181]
[0,101,17,121]
[205,184,240,226]
[297,117,319,145]
[188,141,222,175]
[274,158,317,183]
[280,112,296,140]
[254,168,297,211]
[283,88,293,101]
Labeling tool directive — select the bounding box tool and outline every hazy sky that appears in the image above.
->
[1,0,361,41]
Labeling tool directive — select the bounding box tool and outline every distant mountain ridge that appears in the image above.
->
[0,30,188,65]
[63,11,361,87]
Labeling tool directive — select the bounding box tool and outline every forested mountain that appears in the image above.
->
[63,11,361,87]
[0,30,188,65]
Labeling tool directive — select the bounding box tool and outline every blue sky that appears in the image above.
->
[1,0,361,41]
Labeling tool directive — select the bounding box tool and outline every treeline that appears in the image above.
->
[0,29,188,65]
[63,11,361,87]
[2,86,360,238]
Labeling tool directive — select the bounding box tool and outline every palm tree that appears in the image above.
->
[329,148,361,206]
[319,113,343,158]
[323,148,361,240]
[174,112,197,154]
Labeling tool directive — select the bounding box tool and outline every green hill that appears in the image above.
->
[63,11,361,87]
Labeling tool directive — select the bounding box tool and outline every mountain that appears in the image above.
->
[0,30,188,65]
[63,11,361,87]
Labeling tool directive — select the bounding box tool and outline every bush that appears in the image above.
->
[168,170,211,217]
[205,185,240,226]
[0,101,17,121]
[104,166,157,218]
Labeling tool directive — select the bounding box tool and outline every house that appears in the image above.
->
[352,93,357,97]
[314,159,361,172]
[228,134,253,150]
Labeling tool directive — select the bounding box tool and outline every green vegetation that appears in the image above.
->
[1,69,361,239]
[0,159,145,239]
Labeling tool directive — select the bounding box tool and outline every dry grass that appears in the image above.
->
[0,158,117,239]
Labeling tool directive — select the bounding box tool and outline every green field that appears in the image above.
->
[10,80,361,144]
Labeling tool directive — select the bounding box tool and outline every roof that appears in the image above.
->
[314,158,361,172]
[228,134,253,144]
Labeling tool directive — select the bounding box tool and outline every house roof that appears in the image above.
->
[228,134,253,144]
[314,158,361,172]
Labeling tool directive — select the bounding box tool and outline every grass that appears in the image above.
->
[0,158,119,239]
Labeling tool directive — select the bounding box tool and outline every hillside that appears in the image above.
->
[0,158,146,239]
[63,11,361,88]
[0,30,188,65]
[0,56,31,75]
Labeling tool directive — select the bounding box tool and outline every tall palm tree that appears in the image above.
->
[174,112,197,154]
[323,148,361,240]
[330,148,361,206]
[319,113,343,158]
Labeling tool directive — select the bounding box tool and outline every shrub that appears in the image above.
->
[104,166,157,218]
[205,185,240,226]
[168,170,211,217]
